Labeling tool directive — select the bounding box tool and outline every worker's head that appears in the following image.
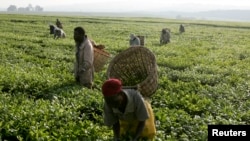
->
[130,33,136,40]
[102,78,124,108]
[74,26,85,43]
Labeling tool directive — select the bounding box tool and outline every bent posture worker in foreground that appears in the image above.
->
[101,78,156,141]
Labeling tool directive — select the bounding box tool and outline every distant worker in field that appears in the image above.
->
[56,18,63,29]
[101,78,156,141]
[129,33,141,47]
[179,24,185,33]
[49,24,66,39]
[160,28,171,44]
[73,26,94,89]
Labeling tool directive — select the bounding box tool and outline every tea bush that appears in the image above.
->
[0,13,250,140]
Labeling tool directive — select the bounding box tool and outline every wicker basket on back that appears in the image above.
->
[107,46,158,97]
[137,35,145,46]
[94,47,111,72]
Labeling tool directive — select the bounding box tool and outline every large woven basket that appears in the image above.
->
[94,48,111,72]
[107,46,158,97]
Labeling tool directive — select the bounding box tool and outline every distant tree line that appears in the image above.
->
[7,4,43,12]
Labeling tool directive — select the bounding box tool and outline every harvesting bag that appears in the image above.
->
[107,46,158,97]
[119,99,156,140]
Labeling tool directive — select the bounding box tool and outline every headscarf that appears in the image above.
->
[102,78,122,97]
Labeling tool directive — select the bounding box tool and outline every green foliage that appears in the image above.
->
[0,13,250,140]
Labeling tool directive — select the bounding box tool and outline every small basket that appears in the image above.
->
[94,48,111,72]
[137,35,145,46]
[107,46,158,97]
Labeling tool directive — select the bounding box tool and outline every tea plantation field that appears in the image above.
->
[0,13,250,141]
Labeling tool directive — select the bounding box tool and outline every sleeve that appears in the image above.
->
[81,40,94,71]
[134,91,149,121]
[129,39,133,46]
[103,102,119,126]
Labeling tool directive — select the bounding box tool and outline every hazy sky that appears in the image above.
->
[1,0,250,12]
